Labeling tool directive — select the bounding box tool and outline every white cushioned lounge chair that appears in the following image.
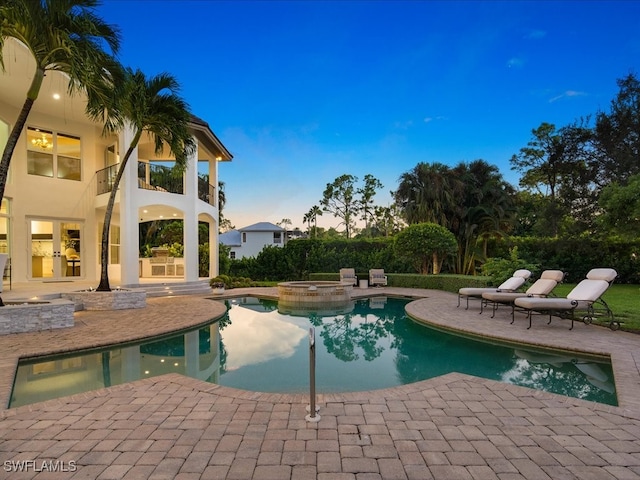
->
[481,270,565,320]
[457,269,532,310]
[339,268,358,286]
[513,268,619,330]
[369,269,388,287]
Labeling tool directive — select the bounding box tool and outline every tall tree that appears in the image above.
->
[511,121,598,236]
[372,203,404,237]
[320,174,359,238]
[593,73,640,185]
[0,0,121,203]
[394,162,462,226]
[451,160,516,274]
[510,123,579,236]
[357,174,383,235]
[597,173,640,238]
[94,68,195,291]
[304,205,323,238]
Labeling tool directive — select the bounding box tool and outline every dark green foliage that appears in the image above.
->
[252,245,292,281]
[489,237,640,284]
[308,272,492,293]
[217,243,231,276]
[481,247,539,285]
[228,256,257,279]
[209,274,257,289]
[394,223,458,274]
[229,238,414,282]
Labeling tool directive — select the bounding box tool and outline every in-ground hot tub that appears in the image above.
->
[278,281,353,307]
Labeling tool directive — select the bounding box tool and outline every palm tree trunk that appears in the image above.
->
[96,135,140,291]
[0,67,44,203]
[0,69,44,305]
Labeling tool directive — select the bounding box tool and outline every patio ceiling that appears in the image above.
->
[0,39,93,125]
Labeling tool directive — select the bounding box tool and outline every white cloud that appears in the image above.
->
[424,116,446,123]
[525,29,547,40]
[549,90,587,103]
[507,57,525,68]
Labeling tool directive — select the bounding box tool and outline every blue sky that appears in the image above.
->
[96,1,640,231]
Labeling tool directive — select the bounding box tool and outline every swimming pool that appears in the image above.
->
[9,296,617,408]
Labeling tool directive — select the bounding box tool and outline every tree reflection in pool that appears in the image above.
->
[10,297,617,408]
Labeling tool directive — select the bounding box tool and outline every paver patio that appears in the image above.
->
[1,286,639,479]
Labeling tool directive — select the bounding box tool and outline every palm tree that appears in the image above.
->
[0,0,121,203]
[307,205,323,238]
[94,68,195,291]
[395,162,461,226]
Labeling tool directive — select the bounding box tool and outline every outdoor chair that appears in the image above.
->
[339,268,358,286]
[457,269,532,310]
[369,269,388,287]
[513,268,619,330]
[481,270,565,320]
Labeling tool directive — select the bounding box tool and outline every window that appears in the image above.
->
[242,232,247,243]
[230,251,236,259]
[99,224,120,264]
[27,127,81,181]
[273,232,282,244]
[110,225,120,264]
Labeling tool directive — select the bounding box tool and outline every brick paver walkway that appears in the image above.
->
[1,287,640,479]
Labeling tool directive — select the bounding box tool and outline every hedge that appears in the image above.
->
[308,273,492,293]
[490,237,640,284]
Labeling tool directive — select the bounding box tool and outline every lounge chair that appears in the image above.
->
[513,268,619,330]
[481,270,565,320]
[339,268,358,286]
[457,269,532,309]
[369,269,388,287]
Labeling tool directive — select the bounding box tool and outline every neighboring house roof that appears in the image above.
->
[240,222,285,232]
[219,230,241,246]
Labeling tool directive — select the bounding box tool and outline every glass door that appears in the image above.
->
[30,220,82,279]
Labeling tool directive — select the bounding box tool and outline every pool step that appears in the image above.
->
[134,280,213,298]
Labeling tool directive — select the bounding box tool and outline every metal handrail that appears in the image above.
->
[96,163,214,207]
[96,164,118,195]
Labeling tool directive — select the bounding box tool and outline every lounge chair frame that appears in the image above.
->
[480,270,565,320]
[457,269,532,310]
[516,296,619,330]
[513,268,620,330]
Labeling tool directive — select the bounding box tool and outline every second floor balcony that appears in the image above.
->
[96,162,216,207]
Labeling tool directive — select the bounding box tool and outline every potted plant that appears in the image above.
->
[210,281,225,294]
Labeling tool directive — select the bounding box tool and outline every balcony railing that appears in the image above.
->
[95,163,216,207]
[96,164,118,195]
[137,162,184,194]
[198,176,216,206]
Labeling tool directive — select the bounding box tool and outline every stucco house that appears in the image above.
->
[0,38,232,288]
[219,222,286,259]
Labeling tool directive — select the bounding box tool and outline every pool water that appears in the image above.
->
[9,297,617,408]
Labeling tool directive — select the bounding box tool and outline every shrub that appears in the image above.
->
[481,247,538,285]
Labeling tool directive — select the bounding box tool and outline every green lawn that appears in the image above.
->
[553,283,640,333]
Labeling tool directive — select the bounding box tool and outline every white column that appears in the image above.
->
[210,158,219,277]
[183,142,199,281]
[120,345,141,382]
[119,125,141,286]
[184,330,200,378]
